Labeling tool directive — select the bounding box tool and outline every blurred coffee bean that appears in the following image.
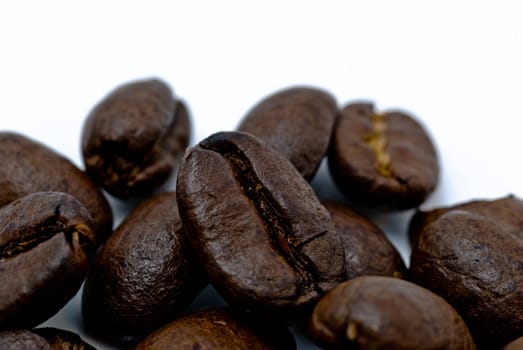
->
[82,78,191,198]
[238,86,337,181]
[135,308,296,350]
[0,132,112,243]
[323,201,406,280]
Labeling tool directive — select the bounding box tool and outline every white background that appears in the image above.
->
[1,1,523,349]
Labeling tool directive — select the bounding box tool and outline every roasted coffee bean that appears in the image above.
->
[135,308,296,350]
[503,337,523,350]
[323,201,406,280]
[237,86,337,181]
[0,330,52,350]
[82,78,191,198]
[0,192,95,329]
[409,196,523,349]
[328,102,439,210]
[309,276,476,350]
[33,327,97,350]
[0,132,112,243]
[82,192,207,344]
[176,131,345,319]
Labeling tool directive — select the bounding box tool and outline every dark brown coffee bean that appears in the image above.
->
[237,86,337,181]
[328,102,439,210]
[0,192,95,329]
[33,327,97,350]
[309,276,476,350]
[503,337,523,350]
[176,131,346,319]
[0,330,52,350]
[135,308,296,350]
[82,192,207,344]
[409,196,523,349]
[0,132,112,243]
[322,201,406,280]
[82,78,191,198]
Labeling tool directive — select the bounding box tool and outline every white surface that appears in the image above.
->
[1,1,523,348]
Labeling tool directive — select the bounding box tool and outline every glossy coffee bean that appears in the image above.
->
[176,131,346,319]
[237,86,337,181]
[0,192,95,329]
[82,192,207,344]
[309,276,476,350]
[82,78,191,198]
[409,196,523,349]
[33,327,97,350]
[135,308,296,350]
[0,132,112,243]
[328,102,439,210]
[0,330,52,350]
[323,201,406,280]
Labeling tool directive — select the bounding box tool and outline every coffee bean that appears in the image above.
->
[309,276,476,350]
[33,327,97,350]
[237,86,337,181]
[176,131,346,319]
[409,195,523,349]
[0,192,95,329]
[323,201,406,280]
[0,330,52,350]
[82,192,207,344]
[135,308,296,350]
[503,337,523,350]
[328,102,439,210]
[82,78,191,198]
[0,132,113,243]
[0,328,96,350]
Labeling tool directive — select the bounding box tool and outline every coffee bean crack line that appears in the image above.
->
[201,140,325,298]
[0,205,93,260]
[364,113,407,186]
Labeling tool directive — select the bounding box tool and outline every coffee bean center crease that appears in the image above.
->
[0,206,92,260]
[201,138,325,297]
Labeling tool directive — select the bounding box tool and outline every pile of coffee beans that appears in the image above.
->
[0,78,522,349]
